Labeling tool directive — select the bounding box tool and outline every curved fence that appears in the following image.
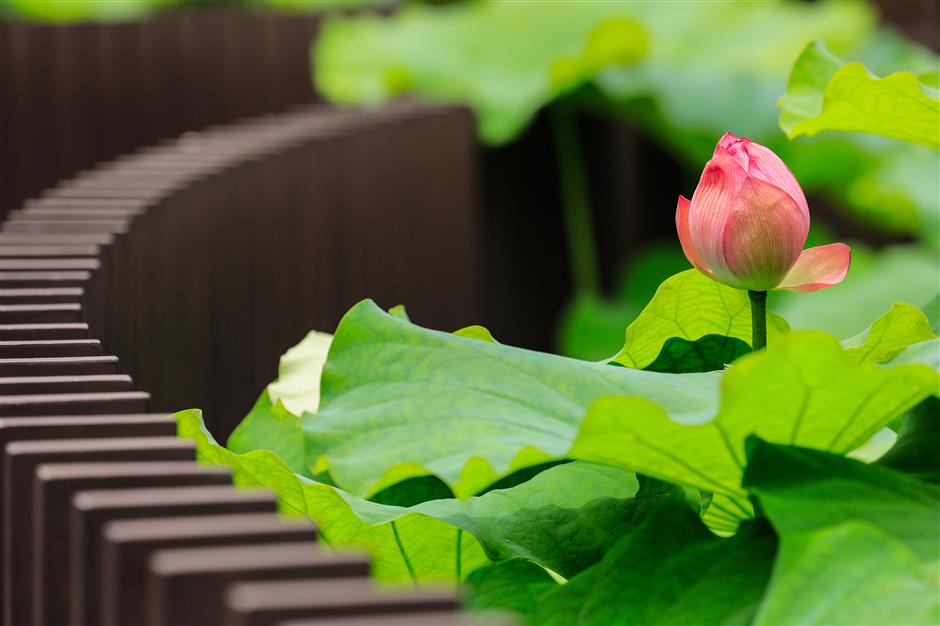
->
[0,101,481,626]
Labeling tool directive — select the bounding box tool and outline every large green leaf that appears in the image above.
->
[183,410,662,583]
[744,439,940,625]
[755,522,940,626]
[314,2,648,144]
[570,331,938,531]
[535,499,776,626]
[227,331,332,474]
[842,302,936,365]
[610,270,789,369]
[743,438,940,568]
[179,409,490,585]
[462,559,558,623]
[779,41,940,149]
[307,299,720,498]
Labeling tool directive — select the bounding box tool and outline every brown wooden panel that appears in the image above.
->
[146,543,370,626]
[1,437,194,626]
[223,579,458,626]
[71,485,280,626]
[101,513,317,626]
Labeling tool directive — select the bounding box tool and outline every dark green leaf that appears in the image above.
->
[462,559,558,623]
[743,438,939,568]
[535,500,776,626]
[877,397,940,483]
[643,334,751,374]
[744,438,940,625]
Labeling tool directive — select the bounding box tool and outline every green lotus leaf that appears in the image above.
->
[744,439,940,625]
[183,410,665,583]
[610,270,789,369]
[314,2,648,144]
[842,302,936,365]
[535,500,775,626]
[571,331,938,530]
[307,299,720,498]
[227,331,332,474]
[779,41,940,149]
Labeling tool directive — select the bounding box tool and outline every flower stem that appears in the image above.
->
[550,105,600,297]
[748,290,767,351]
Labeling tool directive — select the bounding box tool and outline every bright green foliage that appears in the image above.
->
[779,41,940,149]
[179,409,489,584]
[745,440,940,625]
[227,331,332,474]
[756,522,940,626]
[4,0,164,21]
[842,302,936,365]
[307,299,720,498]
[610,270,789,369]
[535,500,776,626]
[314,2,647,144]
[571,332,938,530]
[181,409,666,584]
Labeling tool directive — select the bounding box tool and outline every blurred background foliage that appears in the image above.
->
[6,0,937,359]
[312,0,939,358]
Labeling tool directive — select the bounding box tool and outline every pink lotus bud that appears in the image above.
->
[676,132,850,292]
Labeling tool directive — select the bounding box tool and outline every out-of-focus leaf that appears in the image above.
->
[5,0,163,22]
[314,2,648,143]
[307,299,720,498]
[774,245,940,339]
[610,270,789,369]
[842,302,936,365]
[877,397,940,483]
[744,439,940,625]
[779,41,940,149]
[557,243,690,361]
[535,499,776,626]
[571,332,938,531]
[227,331,332,474]
[887,338,940,371]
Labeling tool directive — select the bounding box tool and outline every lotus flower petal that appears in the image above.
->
[776,243,852,292]
[716,132,809,226]
[675,195,713,277]
[688,149,749,282]
[736,140,809,226]
[720,176,807,291]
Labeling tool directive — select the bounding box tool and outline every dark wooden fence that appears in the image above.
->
[0,10,324,222]
[0,100,481,626]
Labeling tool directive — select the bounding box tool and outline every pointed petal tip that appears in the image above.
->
[776,243,851,293]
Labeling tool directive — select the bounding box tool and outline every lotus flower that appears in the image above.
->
[676,132,850,293]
